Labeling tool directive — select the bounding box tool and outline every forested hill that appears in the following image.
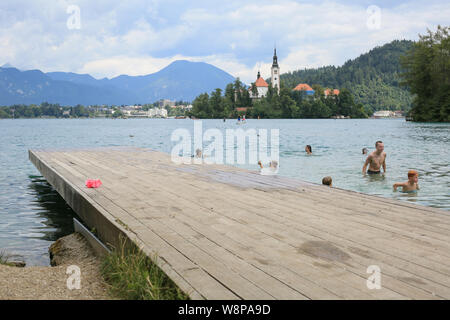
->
[280,40,414,113]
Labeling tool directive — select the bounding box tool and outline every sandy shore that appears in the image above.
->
[0,233,112,300]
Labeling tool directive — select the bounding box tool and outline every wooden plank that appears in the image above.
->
[29,147,450,300]
[74,150,450,268]
[52,150,428,298]
[50,149,450,296]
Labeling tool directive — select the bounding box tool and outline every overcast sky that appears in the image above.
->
[1,0,449,83]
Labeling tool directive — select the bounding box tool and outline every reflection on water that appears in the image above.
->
[0,175,78,266]
[0,118,448,265]
[28,175,78,242]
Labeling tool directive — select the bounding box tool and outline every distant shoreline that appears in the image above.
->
[0,117,407,120]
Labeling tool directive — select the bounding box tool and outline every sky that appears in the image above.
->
[0,0,449,83]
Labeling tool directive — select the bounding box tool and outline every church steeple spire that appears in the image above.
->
[272,47,279,68]
[271,46,280,93]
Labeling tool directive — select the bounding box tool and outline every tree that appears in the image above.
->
[400,25,450,121]
[224,83,235,110]
[0,108,10,118]
[112,108,123,118]
[250,83,258,98]
[279,88,298,118]
[282,40,415,112]
[210,88,224,118]
[337,88,354,116]
[189,79,368,119]
[191,93,210,118]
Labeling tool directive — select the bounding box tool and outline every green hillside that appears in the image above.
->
[280,40,414,114]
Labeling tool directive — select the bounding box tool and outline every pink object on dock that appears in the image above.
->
[86,179,102,188]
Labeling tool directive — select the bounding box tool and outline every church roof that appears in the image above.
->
[324,88,340,95]
[255,77,269,87]
[293,83,314,91]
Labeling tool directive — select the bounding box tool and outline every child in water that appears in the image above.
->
[393,170,419,193]
[322,176,332,187]
[258,160,279,175]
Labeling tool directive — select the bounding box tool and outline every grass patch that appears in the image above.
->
[100,236,189,300]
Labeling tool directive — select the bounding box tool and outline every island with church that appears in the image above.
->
[188,48,364,119]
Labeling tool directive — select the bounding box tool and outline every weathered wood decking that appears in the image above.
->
[29,147,450,300]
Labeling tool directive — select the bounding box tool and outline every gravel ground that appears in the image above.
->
[0,233,112,300]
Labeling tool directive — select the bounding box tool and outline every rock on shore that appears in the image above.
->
[0,233,112,300]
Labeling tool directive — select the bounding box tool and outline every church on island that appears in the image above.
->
[249,48,280,99]
[249,48,340,99]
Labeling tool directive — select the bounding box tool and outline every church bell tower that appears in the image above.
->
[271,48,280,93]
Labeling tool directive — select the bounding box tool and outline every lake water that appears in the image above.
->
[0,118,449,265]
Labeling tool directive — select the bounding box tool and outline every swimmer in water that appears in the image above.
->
[362,141,386,175]
[322,176,332,187]
[393,170,419,193]
[362,148,368,155]
[258,160,279,175]
[191,148,203,158]
[305,145,312,155]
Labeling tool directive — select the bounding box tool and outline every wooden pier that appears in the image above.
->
[29,147,450,300]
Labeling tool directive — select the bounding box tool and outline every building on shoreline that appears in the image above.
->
[324,88,340,97]
[123,107,168,118]
[249,71,269,99]
[292,85,341,98]
[372,110,404,118]
[293,83,315,96]
[159,99,175,108]
[171,104,193,111]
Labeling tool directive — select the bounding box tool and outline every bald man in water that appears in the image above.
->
[362,141,386,175]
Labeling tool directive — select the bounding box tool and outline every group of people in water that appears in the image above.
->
[193,126,419,193]
[330,140,418,192]
[359,140,419,193]
[258,140,420,193]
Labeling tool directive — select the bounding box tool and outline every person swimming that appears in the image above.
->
[305,145,312,155]
[362,141,386,175]
[322,176,332,187]
[362,148,368,155]
[258,160,279,175]
[191,148,203,158]
[393,170,419,193]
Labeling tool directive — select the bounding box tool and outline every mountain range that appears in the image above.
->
[2,40,414,110]
[0,60,235,106]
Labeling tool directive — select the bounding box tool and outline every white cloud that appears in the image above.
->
[0,0,449,84]
[79,55,189,78]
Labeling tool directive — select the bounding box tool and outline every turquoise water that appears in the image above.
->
[0,118,449,265]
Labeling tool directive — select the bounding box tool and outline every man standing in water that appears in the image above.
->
[362,141,386,175]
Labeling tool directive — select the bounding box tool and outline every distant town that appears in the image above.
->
[0,99,193,119]
[0,97,405,120]
[117,99,193,119]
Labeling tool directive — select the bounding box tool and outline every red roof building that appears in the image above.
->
[249,71,269,99]
[255,76,269,87]
[293,83,314,91]
[324,89,340,96]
